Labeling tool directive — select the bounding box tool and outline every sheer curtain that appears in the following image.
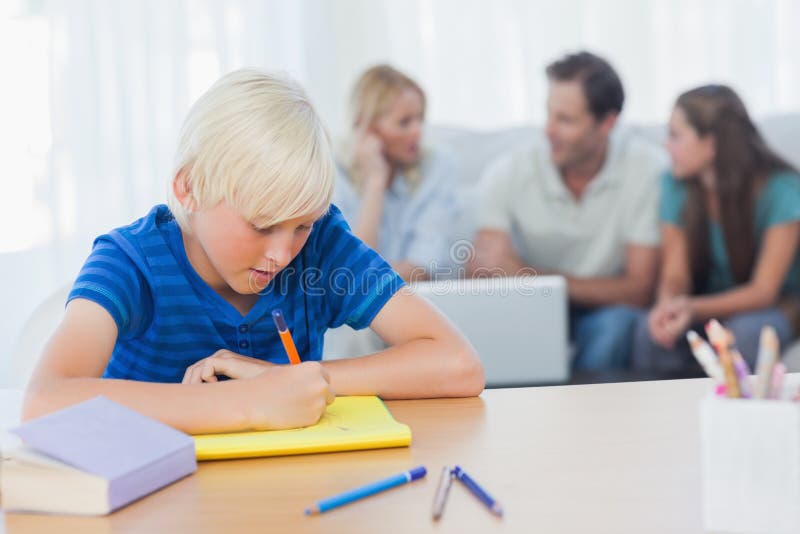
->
[1,0,799,377]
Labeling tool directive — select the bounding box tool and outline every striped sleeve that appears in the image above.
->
[313,205,405,330]
[67,236,153,339]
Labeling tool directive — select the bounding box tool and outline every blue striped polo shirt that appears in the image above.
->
[68,204,404,383]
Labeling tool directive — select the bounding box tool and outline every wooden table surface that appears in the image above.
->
[2,377,713,533]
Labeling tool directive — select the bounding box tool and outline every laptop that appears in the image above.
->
[323,276,568,387]
[410,276,569,387]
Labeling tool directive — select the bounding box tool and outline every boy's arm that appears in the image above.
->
[24,299,333,434]
[320,288,485,399]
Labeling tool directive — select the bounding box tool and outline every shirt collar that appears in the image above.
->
[540,129,624,199]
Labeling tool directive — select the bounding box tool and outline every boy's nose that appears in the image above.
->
[264,240,293,269]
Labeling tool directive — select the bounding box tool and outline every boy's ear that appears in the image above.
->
[172,168,198,211]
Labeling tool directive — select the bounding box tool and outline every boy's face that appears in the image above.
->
[184,201,326,296]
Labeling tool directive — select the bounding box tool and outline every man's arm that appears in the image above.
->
[570,147,664,309]
[467,229,532,277]
[468,230,658,306]
[565,243,659,308]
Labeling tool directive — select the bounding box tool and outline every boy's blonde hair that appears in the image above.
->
[169,69,334,230]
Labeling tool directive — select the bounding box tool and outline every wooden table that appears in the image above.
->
[2,378,712,533]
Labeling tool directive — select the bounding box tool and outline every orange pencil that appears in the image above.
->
[271,309,302,365]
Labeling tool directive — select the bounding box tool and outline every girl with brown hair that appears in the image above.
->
[634,85,800,371]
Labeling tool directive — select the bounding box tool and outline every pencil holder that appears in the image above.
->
[700,395,800,534]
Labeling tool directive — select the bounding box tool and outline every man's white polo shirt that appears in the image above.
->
[477,129,667,278]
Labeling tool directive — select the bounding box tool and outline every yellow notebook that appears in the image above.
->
[193,396,411,461]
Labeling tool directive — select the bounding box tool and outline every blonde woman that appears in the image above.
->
[334,65,462,281]
[24,69,484,434]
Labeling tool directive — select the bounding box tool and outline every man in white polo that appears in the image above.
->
[468,51,667,371]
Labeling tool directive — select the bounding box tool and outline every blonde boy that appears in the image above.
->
[24,70,484,433]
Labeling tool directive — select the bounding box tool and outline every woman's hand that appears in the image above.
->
[182,350,274,384]
[648,296,693,348]
[352,129,390,191]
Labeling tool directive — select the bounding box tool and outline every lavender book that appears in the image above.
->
[1,396,197,515]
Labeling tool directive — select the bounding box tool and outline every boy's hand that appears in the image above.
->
[243,362,335,430]
[182,350,274,384]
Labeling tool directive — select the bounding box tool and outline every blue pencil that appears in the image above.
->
[453,465,503,517]
[304,466,427,515]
